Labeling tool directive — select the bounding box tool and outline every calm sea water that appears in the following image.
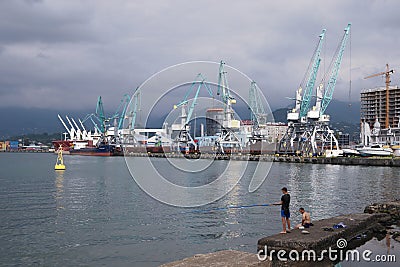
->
[0,153,399,266]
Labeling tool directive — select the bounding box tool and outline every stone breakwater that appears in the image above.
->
[364,200,400,223]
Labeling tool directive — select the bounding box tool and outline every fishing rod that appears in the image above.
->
[186,203,274,214]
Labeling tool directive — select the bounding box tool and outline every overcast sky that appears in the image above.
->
[1,0,400,113]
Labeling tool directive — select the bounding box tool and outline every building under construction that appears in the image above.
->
[360,86,400,128]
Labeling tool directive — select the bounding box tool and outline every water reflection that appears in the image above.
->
[285,164,400,221]
[55,170,65,211]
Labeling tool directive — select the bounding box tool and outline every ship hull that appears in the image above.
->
[69,145,115,156]
[357,147,393,157]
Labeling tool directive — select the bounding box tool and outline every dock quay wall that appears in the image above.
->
[126,152,400,167]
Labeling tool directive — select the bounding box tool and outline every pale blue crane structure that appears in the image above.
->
[110,94,131,130]
[278,24,351,156]
[319,23,351,117]
[128,89,141,131]
[173,73,213,153]
[248,81,266,128]
[298,29,326,119]
[215,60,242,153]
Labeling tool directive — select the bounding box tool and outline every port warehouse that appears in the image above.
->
[0,141,19,151]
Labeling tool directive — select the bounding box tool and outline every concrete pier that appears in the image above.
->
[257,213,389,265]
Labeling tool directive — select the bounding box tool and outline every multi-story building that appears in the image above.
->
[361,86,400,129]
[261,122,288,143]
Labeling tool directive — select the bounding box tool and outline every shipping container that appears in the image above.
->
[0,142,5,151]
[9,141,19,150]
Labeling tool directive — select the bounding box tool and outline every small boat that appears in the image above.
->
[356,144,393,157]
[391,145,400,157]
[342,148,360,157]
[55,146,66,170]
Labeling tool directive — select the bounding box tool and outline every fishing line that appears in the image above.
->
[183,203,273,214]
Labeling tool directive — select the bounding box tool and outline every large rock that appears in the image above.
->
[364,200,400,223]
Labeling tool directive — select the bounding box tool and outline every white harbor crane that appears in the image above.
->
[65,115,78,140]
[71,117,83,140]
[57,114,73,140]
[78,118,90,140]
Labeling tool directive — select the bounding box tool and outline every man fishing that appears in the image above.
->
[273,187,291,234]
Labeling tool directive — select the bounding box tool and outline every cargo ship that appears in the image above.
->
[69,142,115,156]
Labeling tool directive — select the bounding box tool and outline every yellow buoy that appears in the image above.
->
[55,145,66,170]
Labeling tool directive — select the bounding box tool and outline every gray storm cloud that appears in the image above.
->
[0,0,400,111]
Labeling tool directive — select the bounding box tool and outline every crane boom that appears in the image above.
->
[217,61,235,106]
[129,89,141,131]
[78,118,87,132]
[217,60,238,129]
[319,23,351,116]
[57,114,71,135]
[65,116,76,131]
[249,81,266,127]
[364,72,386,79]
[174,73,213,125]
[172,74,213,153]
[111,94,131,129]
[82,113,102,133]
[175,73,213,109]
[96,96,106,133]
[186,82,202,125]
[71,117,81,131]
[299,29,326,118]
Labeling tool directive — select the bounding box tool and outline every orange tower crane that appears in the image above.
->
[364,64,394,129]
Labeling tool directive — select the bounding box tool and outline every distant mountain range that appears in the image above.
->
[272,99,360,124]
[0,99,360,139]
[0,107,93,139]
[272,100,361,141]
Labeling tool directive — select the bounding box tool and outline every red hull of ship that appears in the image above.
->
[52,140,73,151]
